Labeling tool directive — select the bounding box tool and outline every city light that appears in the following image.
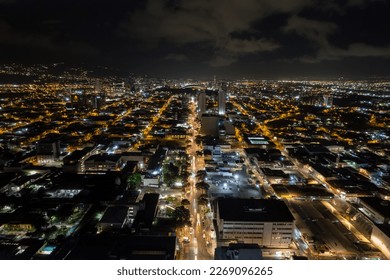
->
[0,2,389,264]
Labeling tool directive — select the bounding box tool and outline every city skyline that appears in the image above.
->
[0,0,390,79]
[0,0,390,262]
[0,70,389,259]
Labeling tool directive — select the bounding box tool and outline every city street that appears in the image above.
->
[180,98,213,260]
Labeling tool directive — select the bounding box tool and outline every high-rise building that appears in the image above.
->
[36,140,61,164]
[71,90,87,108]
[92,95,104,110]
[112,82,126,96]
[94,79,102,93]
[198,91,206,115]
[323,94,333,108]
[218,90,226,116]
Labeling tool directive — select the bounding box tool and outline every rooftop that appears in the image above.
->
[65,233,176,260]
[99,206,129,225]
[215,243,262,260]
[360,197,390,218]
[217,198,294,222]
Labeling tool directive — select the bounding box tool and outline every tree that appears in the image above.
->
[56,204,73,222]
[181,170,191,179]
[55,234,66,244]
[172,206,191,227]
[182,163,190,172]
[163,162,180,188]
[196,170,207,181]
[44,226,58,239]
[195,181,210,191]
[197,194,208,206]
[181,199,190,206]
[127,173,142,190]
[195,135,203,145]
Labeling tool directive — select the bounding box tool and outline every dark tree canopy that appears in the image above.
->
[172,206,191,227]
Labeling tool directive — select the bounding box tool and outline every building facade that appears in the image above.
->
[218,90,226,115]
[215,198,294,248]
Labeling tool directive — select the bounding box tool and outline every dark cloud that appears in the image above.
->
[319,43,390,59]
[0,0,389,78]
[164,53,189,62]
[120,0,309,66]
[283,16,338,47]
[282,1,390,63]
[0,20,98,55]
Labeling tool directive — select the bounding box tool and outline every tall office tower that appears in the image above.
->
[198,91,206,115]
[328,94,333,107]
[95,79,102,93]
[218,90,226,116]
[71,90,87,108]
[92,93,106,110]
[112,82,126,96]
[323,93,333,108]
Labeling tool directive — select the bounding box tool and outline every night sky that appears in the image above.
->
[0,0,389,79]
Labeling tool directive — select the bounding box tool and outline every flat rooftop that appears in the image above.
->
[215,243,262,260]
[217,198,294,222]
[100,206,129,224]
[360,197,390,218]
[65,233,176,260]
[272,184,334,199]
[63,147,93,161]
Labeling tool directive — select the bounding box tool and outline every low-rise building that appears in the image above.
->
[84,154,123,173]
[63,147,94,173]
[98,206,139,232]
[142,174,160,187]
[358,197,390,224]
[371,224,390,259]
[214,243,262,260]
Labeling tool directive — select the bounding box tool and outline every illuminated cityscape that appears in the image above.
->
[0,68,389,260]
[0,1,389,260]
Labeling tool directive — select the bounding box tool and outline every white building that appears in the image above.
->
[218,90,226,115]
[142,174,160,188]
[215,198,294,248]
[198,91,206,114]
[371,224,390,259]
